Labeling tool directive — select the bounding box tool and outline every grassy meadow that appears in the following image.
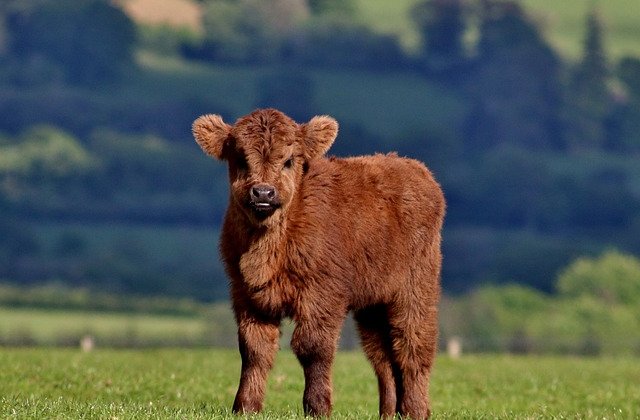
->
[1,349,638,419]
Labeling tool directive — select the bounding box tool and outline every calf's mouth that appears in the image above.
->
[246,183,281,219]
[248,199,281,219]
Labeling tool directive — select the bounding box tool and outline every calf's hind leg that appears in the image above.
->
[354,306,398,418]
[389,301,439,420]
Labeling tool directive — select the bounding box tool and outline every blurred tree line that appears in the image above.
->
[1,250,639,354]
[0,0,136,86]
[1,0,640,300]
[441,250,640,355]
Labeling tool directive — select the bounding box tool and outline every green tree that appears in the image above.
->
[201,0,308,63]
[618,57,640,95]
[0,0,43,55]
[557,250,640,305]
[293,17,404,69]
[10,0,136,85]
[448,284,548,352]
[0,8,6,56]
[308,0,355,16]
[412,0,467,73]
[0,126,95,178]
[612,57,640,151]
[463,1,563,151]
[564,10,613,151]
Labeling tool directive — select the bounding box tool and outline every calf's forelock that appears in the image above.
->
[232,109,297,158]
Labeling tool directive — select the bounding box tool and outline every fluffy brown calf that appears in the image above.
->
[192,109,445,419]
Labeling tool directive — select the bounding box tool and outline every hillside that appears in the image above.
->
[120,0,640,60]
[3,0,640,299]
[359,0,640,60]
[520,0,640,60]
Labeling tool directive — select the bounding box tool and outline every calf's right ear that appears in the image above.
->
[192,114,232,160]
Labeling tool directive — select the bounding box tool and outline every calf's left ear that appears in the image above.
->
[192,114,232,160]
[301,115,338,160]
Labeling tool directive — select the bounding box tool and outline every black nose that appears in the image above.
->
[250,184,277,202]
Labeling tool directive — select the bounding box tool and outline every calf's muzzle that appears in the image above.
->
[250,184,279,207]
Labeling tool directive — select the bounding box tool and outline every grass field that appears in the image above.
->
[1,349,638,418]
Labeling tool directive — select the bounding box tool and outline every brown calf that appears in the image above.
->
[192,109,445,419]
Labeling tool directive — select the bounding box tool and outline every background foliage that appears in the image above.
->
[1,0,640,352]
[441,250,640,355]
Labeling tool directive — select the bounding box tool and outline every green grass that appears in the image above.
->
[0,349,638,418]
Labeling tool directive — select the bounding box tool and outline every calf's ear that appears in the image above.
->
[301,115,338,160]
[192,114,232,160]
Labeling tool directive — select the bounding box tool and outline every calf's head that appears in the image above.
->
[193,109,338,226]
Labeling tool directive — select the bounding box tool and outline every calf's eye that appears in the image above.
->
[283,157,293,169]
[235,155,248,172]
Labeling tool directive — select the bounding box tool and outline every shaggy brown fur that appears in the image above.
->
[192,109,445,419]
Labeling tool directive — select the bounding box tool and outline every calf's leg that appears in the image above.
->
[396,365,432,419]
[389,303,439,420]
[232,315,280,414]
[354,306,398,418]
[290,316,344,417]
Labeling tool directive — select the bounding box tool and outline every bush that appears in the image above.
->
[443,249,640,355]
[198,0,307,64]
[0,126,95,178]
[557,250,640,305]
[139,24,202,57]
[443,285,549,352]
[527,296,639,355]
[0,282,206,316]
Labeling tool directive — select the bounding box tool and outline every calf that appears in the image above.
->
[192,108,445,419]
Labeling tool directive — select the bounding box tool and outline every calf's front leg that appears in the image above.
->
[232,315,280,414]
